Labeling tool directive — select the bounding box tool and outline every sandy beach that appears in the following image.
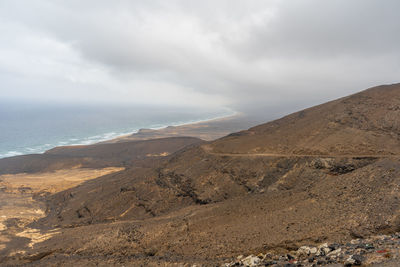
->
[103,112,258,143]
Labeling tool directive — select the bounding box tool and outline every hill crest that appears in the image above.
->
[210,83,400,155]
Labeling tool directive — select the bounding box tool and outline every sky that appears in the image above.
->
[0,0,399,114]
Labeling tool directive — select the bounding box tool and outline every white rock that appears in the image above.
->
[318,243,329,249]
[327,248,342,256]
[241,255,261,266]
[297,246,311,256]
[309,247,318,254]
[345,255,356,265]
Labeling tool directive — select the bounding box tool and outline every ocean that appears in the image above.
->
[0,101,233,159]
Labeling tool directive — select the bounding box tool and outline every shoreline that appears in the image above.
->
[101,111,250,144]
[0,111,243,159]
[103,111,243,143]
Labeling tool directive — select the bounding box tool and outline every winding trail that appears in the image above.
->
[206,153,400,158]
[202,147,400,158]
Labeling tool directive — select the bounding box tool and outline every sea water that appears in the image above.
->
[0,101,233,159]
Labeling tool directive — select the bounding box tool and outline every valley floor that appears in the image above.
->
[0,167,123,258]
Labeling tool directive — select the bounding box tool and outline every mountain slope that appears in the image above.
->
[4,83,400,266]
[211,83,400,155]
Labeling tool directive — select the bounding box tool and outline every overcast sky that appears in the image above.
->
[0,0,399,113]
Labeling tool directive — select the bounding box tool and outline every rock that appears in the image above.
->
[344,255,356,266]
[327,248,342,257]
[318,242,329,249]
[279,255,289,261]
[272,255,280,261]
[351,254,364,265]
[323,247,331,255]
[316,250,325,257]
[241,255,260,266]
[365,243,375,250]
[257,253,265,259]
[297,246,317,256]
[286,253,295,260]
[297,246,309,256]
[316,244,329,257]
[226,232,400,267]
[344,254,364,266]
[329,243,340,251]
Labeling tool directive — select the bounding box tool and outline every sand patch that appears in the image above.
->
[16,228,60,248]
[146,152,170,157]
[0,167,124,254]
[0,167,124,194]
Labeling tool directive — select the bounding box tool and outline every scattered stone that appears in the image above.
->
[344,255,356,266]
[297,246,317,257]
[255,253,264,260]
[309,247,318,255]
[241,255,260,266]
[287,253,295,260]
[351,254,364,265]
[329,243,340,251]
[224,232,400,266]
[327,248,341,257]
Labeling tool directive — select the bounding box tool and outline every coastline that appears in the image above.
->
[0,111,249,159]
[102,111,246,143]
[102,111,240,140]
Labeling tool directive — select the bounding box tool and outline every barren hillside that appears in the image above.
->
[2,84,400,266]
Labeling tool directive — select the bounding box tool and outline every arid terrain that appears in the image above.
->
[1,84,400,266]
[0,137,203,264]
[0,167,123,254]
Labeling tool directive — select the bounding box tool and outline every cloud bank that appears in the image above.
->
[1,0,399,113]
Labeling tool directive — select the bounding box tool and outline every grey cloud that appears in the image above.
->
[0,0,399,114]
[240,0,400,60]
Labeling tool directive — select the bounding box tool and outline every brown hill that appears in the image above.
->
[3,83,400,266]
[211,83,400,155]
